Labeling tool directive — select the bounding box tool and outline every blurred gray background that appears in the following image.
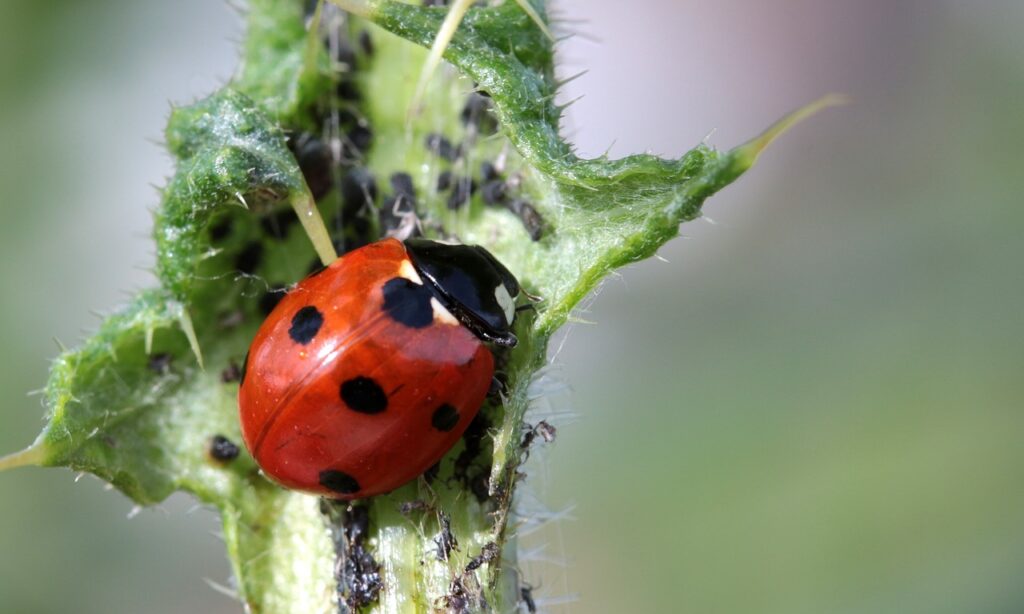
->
[2,1,1022,612]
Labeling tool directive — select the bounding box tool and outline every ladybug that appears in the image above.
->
[238,238,520,499]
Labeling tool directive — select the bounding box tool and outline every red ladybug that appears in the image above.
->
[238,238,520,499]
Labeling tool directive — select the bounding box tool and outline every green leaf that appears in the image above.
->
[2,0,833,611]
[235,0,335,128]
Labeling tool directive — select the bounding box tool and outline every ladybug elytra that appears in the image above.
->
[238,238,520,499]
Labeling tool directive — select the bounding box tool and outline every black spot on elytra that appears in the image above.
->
[381,277,434,328]
[236,241,263,274]
[289,306,324,345]
[341,376,388,414]
[208,434,240,462]
[319,469,361,495]
[432,404,460,432]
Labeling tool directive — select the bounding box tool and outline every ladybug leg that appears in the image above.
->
[488,374,507,398]
[520,287,544,303]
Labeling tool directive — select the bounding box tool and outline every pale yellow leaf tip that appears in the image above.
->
[0,443,46,472]
[513,0,556,42]
[292,191,338,267]
[733,93,850,168]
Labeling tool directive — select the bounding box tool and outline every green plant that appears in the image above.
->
[0,1,834,611]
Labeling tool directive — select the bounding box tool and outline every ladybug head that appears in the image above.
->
[404,239,520,347]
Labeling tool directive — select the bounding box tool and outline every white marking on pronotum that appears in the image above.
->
[431,298,460,326]
[398,259,422,284]
[495,284,516,325]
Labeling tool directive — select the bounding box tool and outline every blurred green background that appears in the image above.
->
[1,1,1021,612]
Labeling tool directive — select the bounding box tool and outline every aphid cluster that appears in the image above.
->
[321,501,382,610]
[423,123,547,241]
